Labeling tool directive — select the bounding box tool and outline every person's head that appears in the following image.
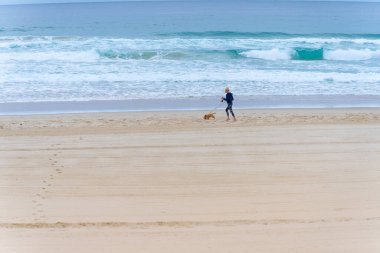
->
[225,87,230,93]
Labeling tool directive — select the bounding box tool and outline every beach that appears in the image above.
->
[1,108,380,252]
[2,0,380,251]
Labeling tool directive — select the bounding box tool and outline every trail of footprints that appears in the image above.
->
[31,144,64,223]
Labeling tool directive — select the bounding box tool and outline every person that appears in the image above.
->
[221,87,236,121]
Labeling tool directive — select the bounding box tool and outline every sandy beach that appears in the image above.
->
[1,108,380,253]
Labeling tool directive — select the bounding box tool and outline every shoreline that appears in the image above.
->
[2,95,380,115]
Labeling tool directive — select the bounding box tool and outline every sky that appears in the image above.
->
[0,0,178,4]
[0,0,170,4]
[0,0,379,4]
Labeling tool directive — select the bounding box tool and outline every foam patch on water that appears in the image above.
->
[240,49,291,60]
[0,50,99,62]
[325,49,380,61]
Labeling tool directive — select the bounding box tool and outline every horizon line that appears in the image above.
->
[1,0,380,7]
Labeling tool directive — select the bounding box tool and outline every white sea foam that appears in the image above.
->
[268,37,380,45]
[325,49,380,61]
[3,68,380,85]
[0,51,99,62]
[2,36,380,51]
[240,49,291,60]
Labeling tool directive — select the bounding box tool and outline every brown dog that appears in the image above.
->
[203,112,216,120]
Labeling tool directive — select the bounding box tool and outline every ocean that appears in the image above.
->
[1,1,380,113]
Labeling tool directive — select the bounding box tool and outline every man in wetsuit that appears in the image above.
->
[221,87,236,121]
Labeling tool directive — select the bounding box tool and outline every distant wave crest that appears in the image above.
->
[158,31,380,39]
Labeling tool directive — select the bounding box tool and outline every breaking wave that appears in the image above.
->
[2,35,380,62]
[2,47,380,62]
[1,34,380,103]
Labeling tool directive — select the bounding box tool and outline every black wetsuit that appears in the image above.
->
[223,92,235,118]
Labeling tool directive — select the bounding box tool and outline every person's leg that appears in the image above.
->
[225,106,230,120]
[230,107,236,120]
[227,104,235,121]
[229,105,236,120]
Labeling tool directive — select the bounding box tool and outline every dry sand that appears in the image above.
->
[1,108,380,253]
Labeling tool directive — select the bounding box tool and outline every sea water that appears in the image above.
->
[1,1,380,107]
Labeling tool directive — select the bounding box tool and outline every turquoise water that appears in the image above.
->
[1,1,380,103]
